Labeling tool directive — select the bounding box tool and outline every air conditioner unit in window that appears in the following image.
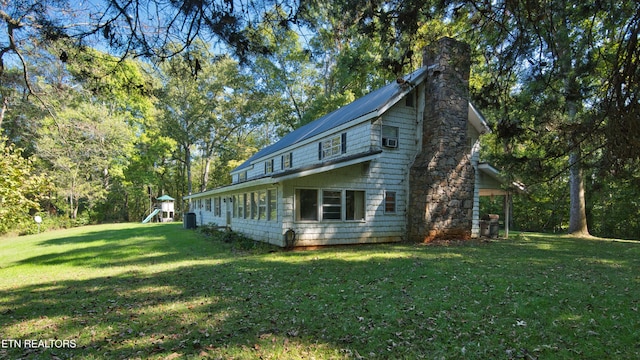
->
[382,138,398,148]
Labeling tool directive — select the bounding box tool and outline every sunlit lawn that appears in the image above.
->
[1,223,639,359]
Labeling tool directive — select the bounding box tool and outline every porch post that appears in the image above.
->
[504,192,510,239]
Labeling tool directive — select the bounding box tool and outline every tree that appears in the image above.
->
[1,0,301,101]
[157,41,259,196]
[0,137,51,234]
[46,43,162,221]
[247,7,321,131]
[468,1,639,235]
[38,99,134,219]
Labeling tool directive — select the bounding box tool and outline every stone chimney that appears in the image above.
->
[407,37,474,242]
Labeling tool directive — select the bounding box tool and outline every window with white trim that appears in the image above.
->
[346,191,366,220]
[233,195,238,218]
[296,189,318,221]
[282,152,292,169]
[265,159,274,174]
[250,192,258,219]
[243,193,250,219]
[258,190,267,220]
[214,197,221,216]
[319,133,346,160]
[322,190,342,220]
[268,189,277,221]
[295,188,366,222]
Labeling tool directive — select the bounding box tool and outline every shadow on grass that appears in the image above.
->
[15,223,224,268]
[1,228,640,359]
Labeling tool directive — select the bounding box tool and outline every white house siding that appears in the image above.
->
[279,97,420,246]
[231,119,375,184]
[185,69,491,247]
[188,185,286,247]
[280,164,404,246]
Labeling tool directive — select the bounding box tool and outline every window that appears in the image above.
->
[265,159,274,174]
[251,192,258,219]
[296,189,318,221]
[346,191,365,220]
[268,189,277,221]
[385,191,397,213]
[238,171,247,182]
[258,191,267,220]
[319,133,346,160]
[243,193,250,219]
[205,198,212,211]
[282,153,292,169]
[214,197,221,217]
[382,126,399,148]
[322,190,342,220]
[296,189,367,222]
[233,195,238,218]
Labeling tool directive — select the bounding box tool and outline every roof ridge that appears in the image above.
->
[233,67,428,172]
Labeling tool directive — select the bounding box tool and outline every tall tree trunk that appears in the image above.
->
[556,4,590,236]
[185,145,192,196]
[201,157,211,192]
[566,99,590,235]
[568,151,589,234]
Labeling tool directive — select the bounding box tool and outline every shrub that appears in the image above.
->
[197,223,278,254]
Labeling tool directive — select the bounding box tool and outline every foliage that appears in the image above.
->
[1,224,639,359]
[197,223,277,254]
[1,0,639,239]
[37,100,134,219]
[588,168,640,240]
[0,138,51,234]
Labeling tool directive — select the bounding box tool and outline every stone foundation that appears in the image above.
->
[407,38,474,242]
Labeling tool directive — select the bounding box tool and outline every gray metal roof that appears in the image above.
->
[233,67,429,172]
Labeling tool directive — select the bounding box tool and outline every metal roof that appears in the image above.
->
[233,67,429,172]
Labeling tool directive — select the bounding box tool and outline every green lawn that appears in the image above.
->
[1,223,639,359]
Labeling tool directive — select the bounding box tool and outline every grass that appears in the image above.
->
[1,223,639,359]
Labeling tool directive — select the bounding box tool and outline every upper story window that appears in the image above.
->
[282,152,293,169]
[238,171,247,182]
[319,133,346,160]
[382,126,399,148]
[265,159,274,174]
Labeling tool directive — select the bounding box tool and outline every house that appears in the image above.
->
[184,38,502,247]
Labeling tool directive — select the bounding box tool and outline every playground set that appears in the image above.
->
[142,195,175,223]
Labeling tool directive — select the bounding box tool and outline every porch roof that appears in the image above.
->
[478,162,526,196]
[184,150,381,200]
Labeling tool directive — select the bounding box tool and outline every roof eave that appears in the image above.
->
[231,67,430,174]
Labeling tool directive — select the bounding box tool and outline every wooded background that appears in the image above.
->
[1,0,638,239]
